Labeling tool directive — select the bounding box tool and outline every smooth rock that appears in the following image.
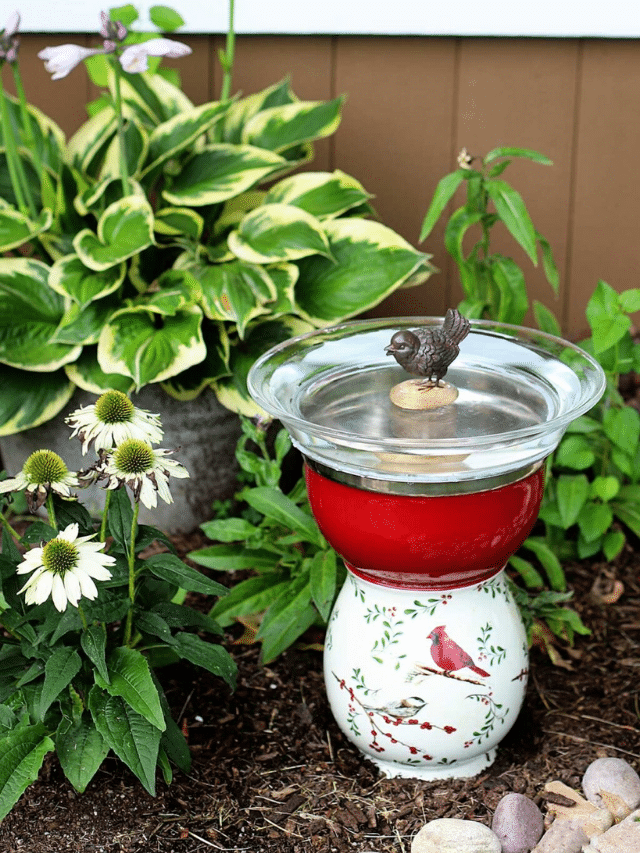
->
[492,793,544,853]
[583,757,640,812]
[411,818,501,853]
[531,819,588,853]
[586,809,640,853]
[544,780,613,836]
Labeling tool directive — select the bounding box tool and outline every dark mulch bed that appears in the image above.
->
[1,528,638,853]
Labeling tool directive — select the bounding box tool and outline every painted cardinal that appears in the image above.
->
[385,308,470,386]
[427,626,490,678]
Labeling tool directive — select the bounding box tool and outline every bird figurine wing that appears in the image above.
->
[385,308,470,385]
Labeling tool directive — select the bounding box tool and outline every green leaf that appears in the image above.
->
[603,407,640,456]
[81,624,110,684]
[172,633,237,689]
[0,724,55,821]
[162,144,286,206]
[590,476,621,503]
[419,170,466,241]
[145,552,229,596]
[509,553,544,588]
[107,487,134,555]
[39,647,82,720]
[443,206,484,265]
[209,573,290,627]
[257,575,316,663]
[603,529,625,561]
[49,255,125,309]
[555,435,596,470]
[0,207,52,253]
[150,5,185,29]
[242,98,344,152]
[88,687,161,796]
[64,348,135,395]
[522,537,565,591]
[619,287,640,313]
[295,218,433,324]
[586,281,630,354]
[264,170,371,220]
[536,232,560,292]
[99,647,165,731]
[533,300,562,336]
[491,255,528,324]
[484,146,553,165]
[577,502,613,542]
[188,544,280,572]
[309,549,337,622]
[74,196,155,272]
[56,715,109,793]
[556,474,590,529]
[199,517,261,542]
[143,101,229,176]
[241,486,324,546]
[0,365,74,436]
[151,601,223,634]
[229,203,332,264]
[486,179,538,265]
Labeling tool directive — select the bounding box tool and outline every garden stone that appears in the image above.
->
[530,819,588,853]
[544,780,613,836]
[411,818,501,853]
[584,809,640,853]
[582,756,640,813]
[491,792,544,853]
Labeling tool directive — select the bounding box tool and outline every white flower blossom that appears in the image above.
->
[66,389,164,454]
[0,449,79,512]
[38,44,107,80]
[17,523,115,612]
[3,11,20,38]
[101,439,189,509]
[119,38,191,73]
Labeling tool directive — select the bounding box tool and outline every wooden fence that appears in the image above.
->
[14,33,640,338]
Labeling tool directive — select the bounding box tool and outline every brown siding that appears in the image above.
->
[13,34,640,337]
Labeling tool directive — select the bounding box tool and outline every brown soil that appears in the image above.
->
[0,530,638,853]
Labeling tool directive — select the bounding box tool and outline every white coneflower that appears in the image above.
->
[17,523,115,612]
[66,390,164,454]
[101,438,189,509]
[0,449,79,512]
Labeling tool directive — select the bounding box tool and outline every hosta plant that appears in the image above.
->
[0,6,434,435]
[0,390,235,818]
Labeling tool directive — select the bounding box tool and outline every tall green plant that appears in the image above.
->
[420,146,559,324]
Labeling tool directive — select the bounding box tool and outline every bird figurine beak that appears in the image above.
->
[384,344,397,356]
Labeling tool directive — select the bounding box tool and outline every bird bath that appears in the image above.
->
[247,316,605,780]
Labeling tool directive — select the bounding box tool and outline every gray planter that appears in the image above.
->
[0,386,243,533]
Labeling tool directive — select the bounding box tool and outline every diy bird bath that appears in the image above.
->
[247,316,605,780]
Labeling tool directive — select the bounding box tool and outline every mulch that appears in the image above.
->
[0,528,638,853]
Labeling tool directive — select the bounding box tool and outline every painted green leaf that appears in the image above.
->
[0,258,82,370]
[88,687,161,796]
[98,304,206,387]
[0,724,55,821]
[192,259,276,338]
[39,647,82,720]
[0,365,74,436]
[162,144,286,206]
[56,715,109,793]
[294,218,433,324]
[145,552,229,596]
[171,633,237,689]
[242,98,343,152]
[98,647,165,731]
[486,179,538,265]
[49,255,125,309]
[143,101,229,176]
[257,574,316,663]
[419,170,466,241]
[74,196,155,272]
[228,203,332,264]
[0,207,52,253]
[264,170,371,219]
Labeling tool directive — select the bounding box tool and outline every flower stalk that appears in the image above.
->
[123,499,140,647]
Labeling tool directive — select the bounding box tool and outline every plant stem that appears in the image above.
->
[0,79,35,217]
[100,490,112,542]
[123,499,140,647]
[78,603,88,631]
[111,59,130,197]
[0,510,24,546]
[45,493,58,531]
[219,0,235,102]
[12,63,44,181]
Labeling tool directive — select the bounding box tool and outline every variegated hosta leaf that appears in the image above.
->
[49,255,125,308]
[266,263,299,317]
[154,207,203,241]
[228,203,332,264]
[52,295,122,346]
[161,144,286,207]
[66,108,118,175]
[142,101,230,177]
[0,207,53,252]
[100,119,149,181]
[116,68,195,125]
[241,98,344,153]
[98,304,206,387]
[222,79,296,144]
[65,348,135,395]
[294,218,435,324]
[214,317,314,417]
[264,170,372,220]
[0,258,82,370]
[0,365,75,435]
[161,323,231,401]
[74,196,155,272]
[143,269,200,315]
[191,260,276,339]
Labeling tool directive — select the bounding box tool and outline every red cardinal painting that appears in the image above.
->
[427,626,490,678]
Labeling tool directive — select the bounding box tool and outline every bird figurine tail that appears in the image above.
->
[442,308,471,346]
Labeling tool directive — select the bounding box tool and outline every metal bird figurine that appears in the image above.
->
[385,308,470,386]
